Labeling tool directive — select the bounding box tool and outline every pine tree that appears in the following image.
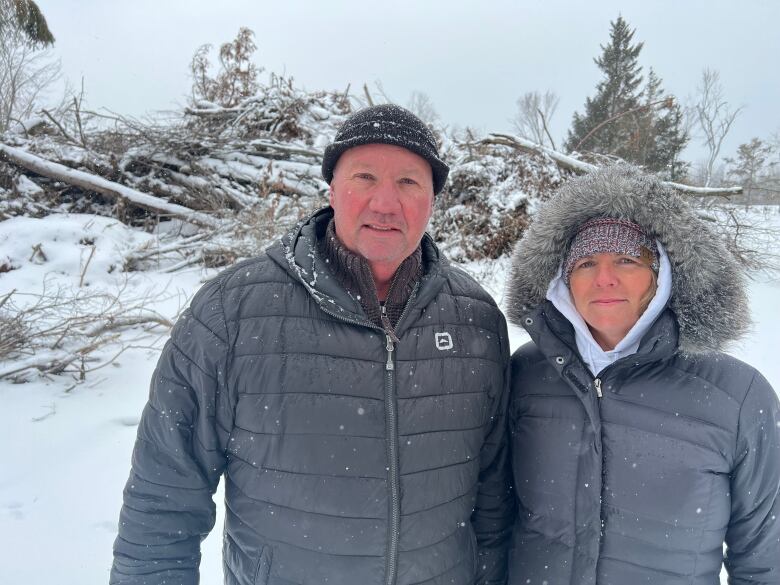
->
[651,103,689,180]
[565,16,688,177]
[637,69,689,179]
[725,138,773,193]
[0,0,54,46]
[566,16,643,157]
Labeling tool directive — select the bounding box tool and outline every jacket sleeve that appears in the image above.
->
[110,278,231,585]
[472,317,515,585]
[724,370,780,585]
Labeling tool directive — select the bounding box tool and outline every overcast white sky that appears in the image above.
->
[36,0,780,167]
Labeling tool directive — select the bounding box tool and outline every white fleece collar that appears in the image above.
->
[546,241,672,376]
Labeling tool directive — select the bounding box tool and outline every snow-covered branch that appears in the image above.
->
[482,133,742,196]
[0,142,223,228]
[482,133,597,173]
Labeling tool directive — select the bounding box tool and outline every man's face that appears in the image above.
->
[329,143,434,280]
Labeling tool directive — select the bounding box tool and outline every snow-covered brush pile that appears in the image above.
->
[3,75,346,215]
[0,72,560,272]
[0,74,361,269]
[431,134,566,261]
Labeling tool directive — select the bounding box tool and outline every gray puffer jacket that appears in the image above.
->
[505,165,780,584]
[111,207,513,585]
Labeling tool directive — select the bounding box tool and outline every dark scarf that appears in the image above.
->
[319,219,422,336]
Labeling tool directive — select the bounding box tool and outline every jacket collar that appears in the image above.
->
[267,206,447,334]
[525,301,679,379]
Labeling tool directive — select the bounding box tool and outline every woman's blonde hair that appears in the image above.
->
[638,267,658,315]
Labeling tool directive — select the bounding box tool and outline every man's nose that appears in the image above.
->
[367,179,402,214]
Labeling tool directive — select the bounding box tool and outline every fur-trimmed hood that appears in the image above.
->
[506,164,750,354]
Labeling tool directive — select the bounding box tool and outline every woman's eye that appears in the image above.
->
[575,260,595,270]
[617,256,638,265]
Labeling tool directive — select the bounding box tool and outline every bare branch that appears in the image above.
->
[512,90,559,148]
[362,83,374,107]
[78,245,95,287]
[537,107,557,151]
[694,68,742,187]
[39,107,79,144]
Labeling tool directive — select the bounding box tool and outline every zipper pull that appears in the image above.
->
[381,305,400,343]
[385,334,395,371]
[594,378,603,398]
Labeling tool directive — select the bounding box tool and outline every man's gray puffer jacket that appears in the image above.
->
[111,207,513,585]
[505,165,780,584]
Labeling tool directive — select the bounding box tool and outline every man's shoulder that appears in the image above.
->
[437,260,500,310]
[189,248,291,315]
[220,248,288,291]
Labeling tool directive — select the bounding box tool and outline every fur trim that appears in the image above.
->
[506,164,750,354]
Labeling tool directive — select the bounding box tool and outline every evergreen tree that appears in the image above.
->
[637,69,689,179]
[0,0,54,46]
[566,16,643,157]
[566,16,688,177]
[725,138,773,193]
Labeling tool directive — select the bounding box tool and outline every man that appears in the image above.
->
[111,104,513,585]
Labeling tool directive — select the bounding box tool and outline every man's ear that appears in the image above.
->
[329,186,335,208]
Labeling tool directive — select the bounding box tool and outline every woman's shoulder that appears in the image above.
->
[672,350,776,407]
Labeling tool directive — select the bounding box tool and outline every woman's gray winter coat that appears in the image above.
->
[506,165,780,584]
[111,208,513,585]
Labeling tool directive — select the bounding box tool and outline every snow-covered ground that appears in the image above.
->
[0,210,778,584]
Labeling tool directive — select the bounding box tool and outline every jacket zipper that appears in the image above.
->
[591,373,608,576]
[380,289,418,585]
[384,331,400,585]
[314,285,419,585]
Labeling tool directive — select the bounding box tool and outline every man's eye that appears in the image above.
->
[355,173,375,181]
[399,177,418,186]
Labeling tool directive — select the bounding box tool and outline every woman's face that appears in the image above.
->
[569,252,656,351]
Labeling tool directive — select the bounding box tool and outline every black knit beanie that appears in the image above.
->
[322,104,449,194]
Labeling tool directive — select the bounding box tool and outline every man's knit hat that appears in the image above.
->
[322,104,449,194]
[563,217,659,285]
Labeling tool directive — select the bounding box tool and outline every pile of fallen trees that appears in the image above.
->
[0,76,748,270]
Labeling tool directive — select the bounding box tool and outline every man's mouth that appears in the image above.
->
[365,224,398,232]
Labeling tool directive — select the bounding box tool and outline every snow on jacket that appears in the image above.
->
[111,207,513,585]
[505,165,780,585]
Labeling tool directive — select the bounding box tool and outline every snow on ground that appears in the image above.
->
[0,214,155,291]
[0,210,778,584]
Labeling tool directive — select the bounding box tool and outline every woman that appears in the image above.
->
[506,165,779,584]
